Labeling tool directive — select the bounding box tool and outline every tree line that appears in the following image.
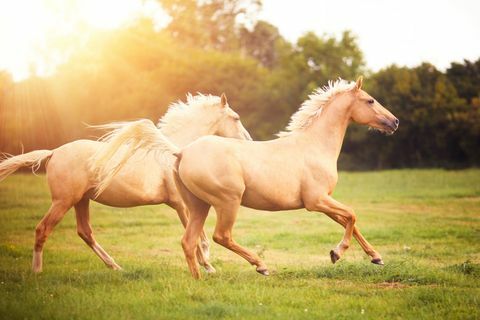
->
[0,0,479,169]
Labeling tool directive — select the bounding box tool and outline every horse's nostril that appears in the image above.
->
[394,118,399,126]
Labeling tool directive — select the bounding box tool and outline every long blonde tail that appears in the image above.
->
[90,119,179,197]
[0,150,53,181]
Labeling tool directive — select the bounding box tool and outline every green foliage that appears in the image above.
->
[239,20,283,68]
[1,170,479,319]
[446,59,480,103]
[160,0,261,51]
[296,30,365,88]
[0,0,479,168]
[340,62,480,169]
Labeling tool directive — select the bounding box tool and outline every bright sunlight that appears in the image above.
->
[0,0,169,81]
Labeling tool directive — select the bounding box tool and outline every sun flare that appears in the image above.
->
[0,0,169,81]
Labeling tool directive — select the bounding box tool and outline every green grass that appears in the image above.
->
[1,169,479,319]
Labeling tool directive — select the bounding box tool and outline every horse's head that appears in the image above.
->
[213,93,252,140]
[349,77,399,135]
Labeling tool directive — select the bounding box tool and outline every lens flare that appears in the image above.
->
[0,0,169,81]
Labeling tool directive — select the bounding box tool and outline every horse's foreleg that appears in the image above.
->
[33,201,71,272]
[327,214,383,265]
[309,196,356,263]
[74,197,121,270]
[199,230,211,261]
[212,202,269,276]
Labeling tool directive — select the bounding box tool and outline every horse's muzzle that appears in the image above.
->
[381,117,399,135]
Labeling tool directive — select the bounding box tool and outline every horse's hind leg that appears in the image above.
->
[33,200,71,272]
[181,199,210,279]
[212,201,269,276]
[172,203,215,273]
[74,197,121,270]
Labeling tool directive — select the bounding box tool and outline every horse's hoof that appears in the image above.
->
[256,268,270,276]
[330,250,340,264]
[204,265,216,274]
[371,258,384,266]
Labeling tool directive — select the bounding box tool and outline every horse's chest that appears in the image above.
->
[304,165,338,195]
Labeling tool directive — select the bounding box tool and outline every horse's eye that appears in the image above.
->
[367,99,375,104]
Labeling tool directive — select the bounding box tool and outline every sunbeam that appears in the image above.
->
[0,0,169,81]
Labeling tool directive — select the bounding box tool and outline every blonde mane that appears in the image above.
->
[157,93,222,135]
[277,79,356,137]
[90,93,222,196]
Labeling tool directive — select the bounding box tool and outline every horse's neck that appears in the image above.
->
[300,97,351,163]
[160,123,214,147]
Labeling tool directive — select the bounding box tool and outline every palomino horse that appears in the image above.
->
[92,77,399,279]
[0,93,251,273]
[173,77,399,278]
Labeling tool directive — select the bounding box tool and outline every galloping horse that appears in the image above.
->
[0,93,251,273]
[174,77,398,278]
[92,77,399,279]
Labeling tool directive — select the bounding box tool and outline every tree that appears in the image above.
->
[159,0,262,51]
[446,58,480,103]
[339,62,480,169]
[296,31,365,87]
[239,20,283,68]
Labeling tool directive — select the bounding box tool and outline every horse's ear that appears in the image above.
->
[355,76,363,90]
[220,93,228,108]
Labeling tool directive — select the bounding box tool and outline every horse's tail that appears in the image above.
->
[0,150,53,181]
[90,119,180,197]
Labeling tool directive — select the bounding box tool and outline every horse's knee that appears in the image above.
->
[77,230,94,246]
[346,210,357,225]
[35,224,44,238]
[212,233,231,247]
[34,224,46,251]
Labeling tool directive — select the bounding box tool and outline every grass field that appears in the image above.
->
[0,170,479,319]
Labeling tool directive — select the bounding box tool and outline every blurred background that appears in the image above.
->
[0,0,479,170]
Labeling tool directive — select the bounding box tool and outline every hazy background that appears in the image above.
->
[0,0,479,169]
[260,0,480,70]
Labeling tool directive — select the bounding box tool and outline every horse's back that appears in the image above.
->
[47,139,171,207]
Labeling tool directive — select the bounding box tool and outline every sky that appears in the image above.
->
[259,0,480,71]
[1,0,479,81]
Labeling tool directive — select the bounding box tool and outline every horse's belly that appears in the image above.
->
[92,183,166,207]
[241,186,303,211]
[241,160,304,211]
[91,166,168,207]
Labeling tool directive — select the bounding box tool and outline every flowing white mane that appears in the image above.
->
[89,93,222,196]
[277,79,356,137]
[157,93,221,134]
